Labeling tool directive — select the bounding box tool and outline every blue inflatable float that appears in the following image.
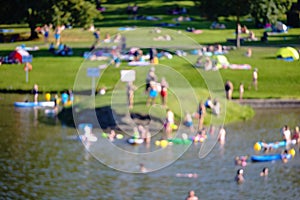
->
[251,154,291,162]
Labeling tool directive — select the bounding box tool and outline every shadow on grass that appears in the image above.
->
[239,37,300,47]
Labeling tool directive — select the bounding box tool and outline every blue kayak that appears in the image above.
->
[251,154,291,162]
[14,101,55,108]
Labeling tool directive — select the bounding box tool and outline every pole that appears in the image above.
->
[25,63,29,83]
[91,77,95,96]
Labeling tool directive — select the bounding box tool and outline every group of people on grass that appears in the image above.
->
[224,68,258,100]
[237,23,258,41]
[35,24,65,46]
[123,64,228,141]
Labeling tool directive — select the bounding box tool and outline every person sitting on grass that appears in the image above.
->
[204,97,214,109]
[248,31,258,41]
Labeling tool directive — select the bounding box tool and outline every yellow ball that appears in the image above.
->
[253,142,261,151]
[289,148,296,157]
[116,134,123,139]
[160,140,169,148]
[155,140,161,146]
[102,133,108,138]
[172,124,178,130]
[153,57,159,64]
[45,93,51,101]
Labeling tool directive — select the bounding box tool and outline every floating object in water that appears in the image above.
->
[127,138,144,145]
[168,138,192,145]
[45,93,51,101]
[251,154,292,162]
[160,140,169,148]
[289,148,296,157]
[253,142,261,151]
[14,101,55,108]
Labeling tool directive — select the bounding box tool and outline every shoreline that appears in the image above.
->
[3,90,300,108]
[233,99,300,108]
[0,89,69,94]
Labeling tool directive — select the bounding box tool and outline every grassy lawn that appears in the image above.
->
[0,28,298,98]
[0,0,299,125]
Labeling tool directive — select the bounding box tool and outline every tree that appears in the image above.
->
[193,0,250,20]
[193,0,292,47]
[194,0,251,48]
[52,0,102,29]
[250,0,293,26]
[0,0,102,40]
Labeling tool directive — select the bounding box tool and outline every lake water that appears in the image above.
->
[1,94,300,200]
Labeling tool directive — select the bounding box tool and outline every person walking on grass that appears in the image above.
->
[239,82,244,100]
[249,68,258,91]
[224,80,233,100]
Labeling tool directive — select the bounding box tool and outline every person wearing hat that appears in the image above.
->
[235,168,245,184]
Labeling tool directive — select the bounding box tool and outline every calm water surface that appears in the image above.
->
[0,94,300,200]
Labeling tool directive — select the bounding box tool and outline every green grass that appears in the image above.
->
[0,0,299,125]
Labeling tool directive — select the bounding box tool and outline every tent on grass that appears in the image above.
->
[276,47,299,61]
[8,49,30,63]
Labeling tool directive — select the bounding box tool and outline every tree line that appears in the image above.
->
[0,0,103,39]
[193,0,293,27]
[0,0,294,40]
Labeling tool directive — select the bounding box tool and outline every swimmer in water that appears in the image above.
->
[186,190,198,200]
[235,168,245,184]
[260,167,269,176]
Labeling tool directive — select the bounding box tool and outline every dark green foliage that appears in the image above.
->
[250,0,293,26]
[0,0,102,39]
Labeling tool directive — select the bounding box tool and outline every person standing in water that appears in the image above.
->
[235,168,245,184]
[33,84,38,103]
[197,101,206,131]
[164,109,174,139]
[218,126,226,144]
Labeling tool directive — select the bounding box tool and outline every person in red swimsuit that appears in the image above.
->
[160,77,168,107]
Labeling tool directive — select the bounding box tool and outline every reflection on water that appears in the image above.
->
[0,94,300,199]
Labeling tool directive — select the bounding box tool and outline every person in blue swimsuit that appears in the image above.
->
[146,81,158,106]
